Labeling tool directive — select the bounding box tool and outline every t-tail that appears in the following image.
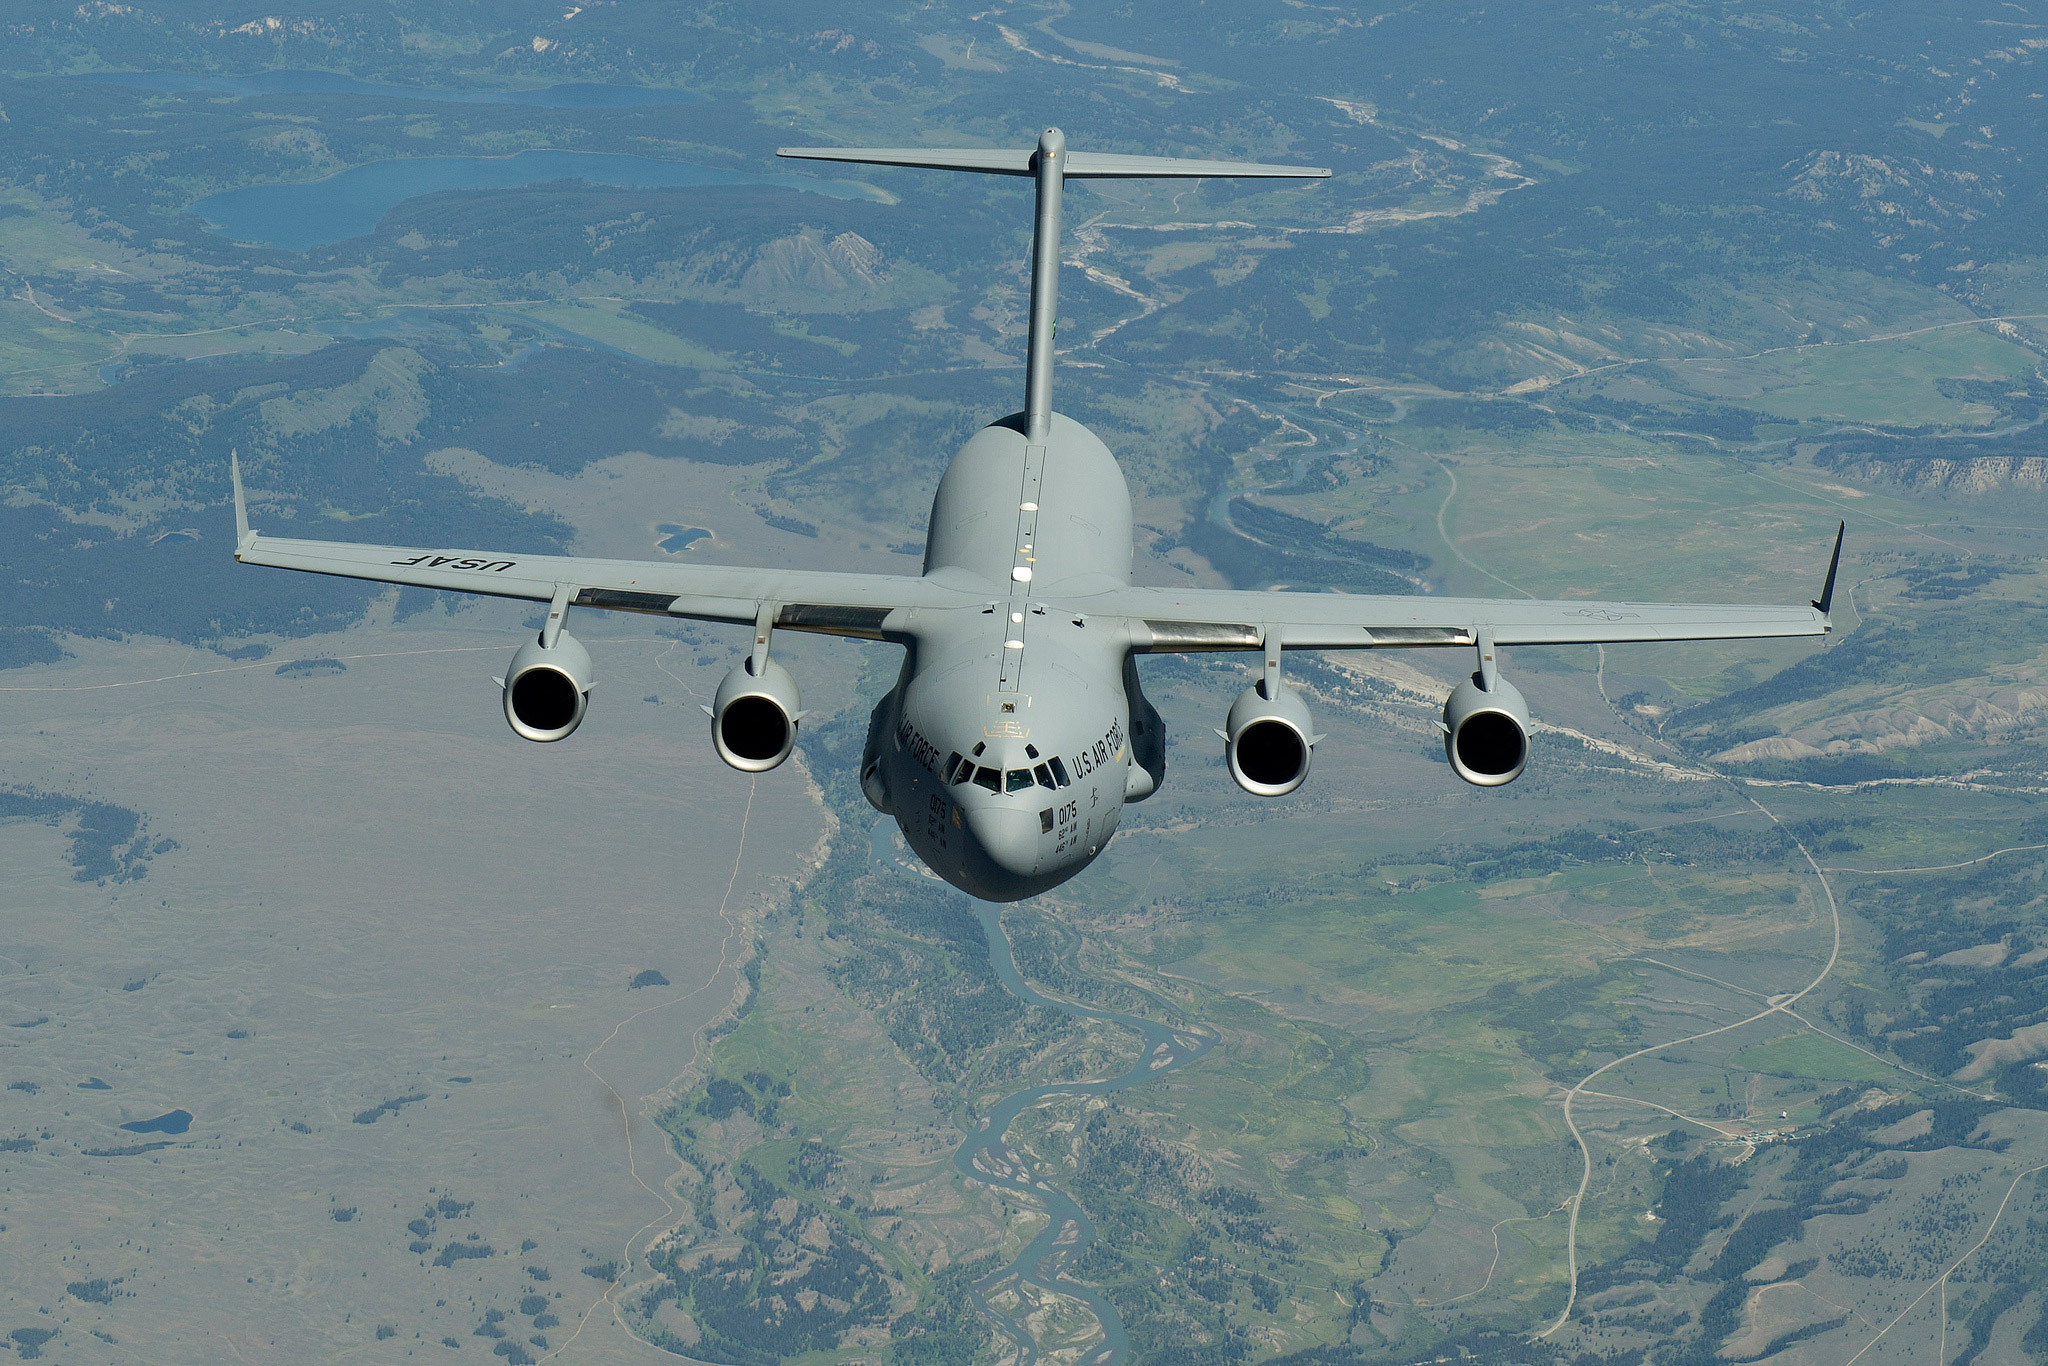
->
[778,130,1328,442]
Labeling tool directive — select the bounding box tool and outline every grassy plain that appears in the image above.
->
[501,297,731,369]
[1701,326,2039,425]
[1729,1033,1897,1083]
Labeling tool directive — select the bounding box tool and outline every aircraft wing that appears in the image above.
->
[232,456,1840,650]
[230,459,972,639]
[1100,590,1828,651]
[1087,524,1843,652]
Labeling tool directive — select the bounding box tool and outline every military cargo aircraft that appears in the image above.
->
[232,128,1840,900]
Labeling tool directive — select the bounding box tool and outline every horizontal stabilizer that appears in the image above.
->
[1067,151,1330,179]
[777,146,1328,180]
[1068,151,1329,179]
[780,146,1034,175]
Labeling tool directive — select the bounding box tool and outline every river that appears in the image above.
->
[869,819,1216,1364]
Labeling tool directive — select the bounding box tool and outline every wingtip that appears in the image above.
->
[230,449,254,557]
[1811,520,1845,617]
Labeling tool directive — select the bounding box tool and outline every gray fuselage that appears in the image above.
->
[862,411,1163,901]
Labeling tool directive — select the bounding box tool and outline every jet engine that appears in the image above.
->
[1442,673,1530,787]
[711,656,802,772]
[502,630,593,742]
[1223,680,1316,797]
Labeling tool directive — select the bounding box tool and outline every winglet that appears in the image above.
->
[1812,520,1845,617]
[230,449,254,558]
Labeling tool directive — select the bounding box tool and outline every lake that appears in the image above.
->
[657,525,711,553]
[80,70,705,108]
[120,1108,194,1135]
[187,151,866,252]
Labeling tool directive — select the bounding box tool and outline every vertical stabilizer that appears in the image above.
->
[1024,128,1065,441]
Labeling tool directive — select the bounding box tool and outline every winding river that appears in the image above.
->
[869,820,1216,1365]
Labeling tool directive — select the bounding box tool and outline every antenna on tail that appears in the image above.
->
[777,131,1328,443]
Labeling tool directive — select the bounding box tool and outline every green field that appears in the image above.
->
[1735,326,2039,425]
[1730,1031,1899,1083]
[502,297,732,369]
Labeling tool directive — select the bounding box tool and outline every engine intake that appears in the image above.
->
[1224,680,1315,797]
[1442,674,1530,786]
[503,630,593,743]
[712,657,802,772]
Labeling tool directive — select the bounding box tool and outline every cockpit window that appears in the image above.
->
[1048,755,1070,787]
[973,766,1001,793]
[1033,763,1056,790]
[952,758,974,785]
[1006,768,1035,794]
[942,752,963,782]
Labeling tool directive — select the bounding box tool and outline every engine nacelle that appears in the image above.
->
[712,657,802,773]
[1224,680,1316,797]
[1442,674,1530,786]
[503,630,593,743]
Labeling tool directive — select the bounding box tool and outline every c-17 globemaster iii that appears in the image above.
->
[231,127,1841,901]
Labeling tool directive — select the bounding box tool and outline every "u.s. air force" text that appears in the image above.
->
[389,555,518,571]
[1068,717,1126,782]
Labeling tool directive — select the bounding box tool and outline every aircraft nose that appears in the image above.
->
[964,807,1040,877]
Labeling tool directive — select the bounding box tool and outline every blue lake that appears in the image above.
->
[81,70,705,108]
[121,1109,193,1135]
[657,524,711,553]
[188,150,862,251]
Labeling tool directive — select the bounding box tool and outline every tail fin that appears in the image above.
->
[779,130,1327,442]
